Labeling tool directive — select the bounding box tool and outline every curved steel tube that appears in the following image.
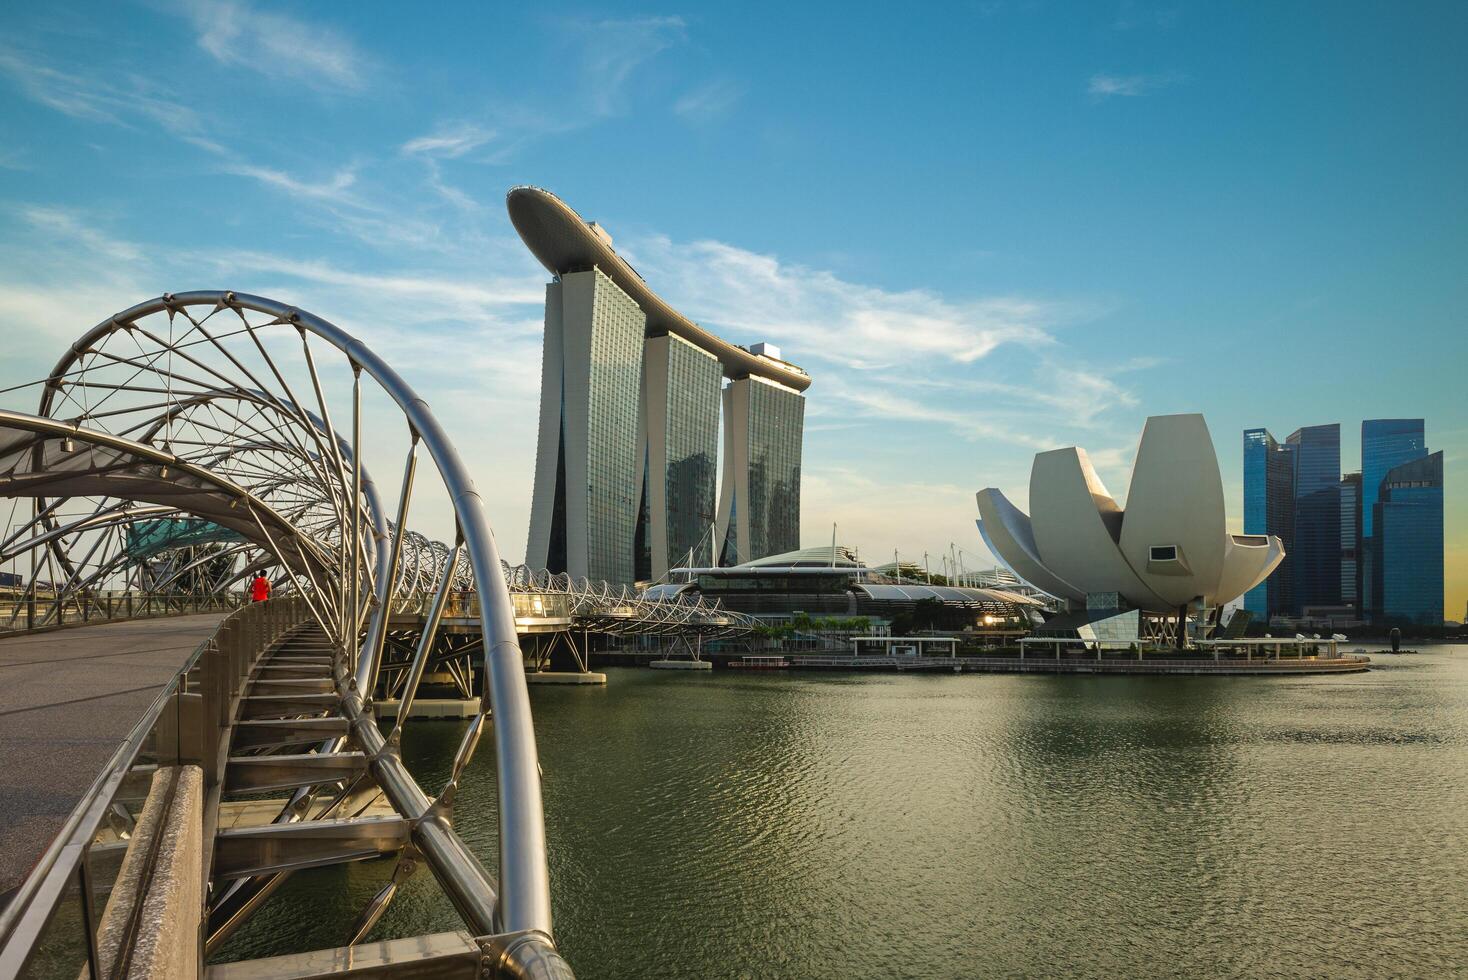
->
[27,291,562,967]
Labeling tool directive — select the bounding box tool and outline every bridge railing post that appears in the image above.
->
[236,615,250,691]
[199,637,221,788]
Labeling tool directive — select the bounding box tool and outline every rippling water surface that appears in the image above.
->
[223,648,1468,977]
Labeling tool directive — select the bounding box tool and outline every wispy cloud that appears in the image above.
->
[1087,71,1184,100]
[223,162,361,205]
[0,48,205,137]
[562,15,687,116]
[396,16,689,170]
[673,79,744,122]
[820,378,1058,448]
[619,230,1154,457]
[207,249,544,317]
[19,207,143,263]
[174,0,369,93]
[401,124,497,159]
[624,234,1059,370]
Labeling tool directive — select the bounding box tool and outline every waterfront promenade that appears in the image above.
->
[0,613,224,902]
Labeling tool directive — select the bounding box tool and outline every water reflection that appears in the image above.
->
[219,650,1468,977]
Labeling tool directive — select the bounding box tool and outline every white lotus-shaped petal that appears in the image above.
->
[976,413,1285,612]
[975,487,1084,602]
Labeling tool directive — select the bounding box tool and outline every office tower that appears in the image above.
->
[1374,451,1444,625]
[1340,472,1361,607]
[1243,428,1296,617]
[716,375,805,565]
[1360,419,1427,615]
[635,333,722,581]
[526,269,646,584]
[1286,424,1342,611]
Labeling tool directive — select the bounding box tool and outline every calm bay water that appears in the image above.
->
[223,648,1468,977]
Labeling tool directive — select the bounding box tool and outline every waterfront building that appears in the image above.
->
[976,414,1284,619]
[525,269,646,584]
[1286,424,1342,611]
[1242,428,1296,617]
[646,545,1043,631]
[1374,451,1444,625]
[715,372,805,566]
[509,186,811,584]
[1243,418,1442,625]
[1360,419,1427,616]
[636,333,722,581]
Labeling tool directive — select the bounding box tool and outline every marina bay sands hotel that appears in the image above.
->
[508,187,810,585]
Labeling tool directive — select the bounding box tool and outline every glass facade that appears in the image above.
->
[1242,428,1296,617]
[1376,452,1444,626]
[581,271,645,584]
[1242,429,1269,616]
[720,377,805,564]
[530,268,646,585]
[1361,419,1426,539]
[1339,472,1360,606]
[649,334,721,575]
[745,378,804,560]
[1286,424,1341,611]
[1360,419,1426,615]
[525,246,810,587]
[1242,419,1441,625]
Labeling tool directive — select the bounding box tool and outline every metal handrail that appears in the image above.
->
[0,597,306,978]
[0,589,245,637]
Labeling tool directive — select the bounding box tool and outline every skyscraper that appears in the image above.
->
[1245,418,1443,625]
[1286,424,1341,611]
[1339,472,1361,607]
[526,269,646,585]
[509,186,811,585]
[1360,419,1427,616]
[717,375,805,565]
[1243,428,1296,617]
[1375,451,1444,625]
[635,333,722,581]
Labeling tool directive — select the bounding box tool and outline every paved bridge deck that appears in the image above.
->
[0,613,225,903]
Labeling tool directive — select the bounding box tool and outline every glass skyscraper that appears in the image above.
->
[717,376,805,565]
[1361,420,1426,538]
[1242,428,1296,617]
[636,333,722,581]
[1360,419,1427,615]
[1339,472,1361,606]
[1375,451,1444,625]
[527,269,647,585]
[1244,418,1442,625]
[1286,424,1341,611]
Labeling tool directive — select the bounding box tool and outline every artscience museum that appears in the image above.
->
[977,414,1285,642]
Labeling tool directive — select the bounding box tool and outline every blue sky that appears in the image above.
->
[1,1,1464,615]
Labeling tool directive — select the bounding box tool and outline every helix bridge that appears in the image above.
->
[0,291,756,978]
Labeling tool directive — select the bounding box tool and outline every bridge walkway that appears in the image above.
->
[0,613,226,904]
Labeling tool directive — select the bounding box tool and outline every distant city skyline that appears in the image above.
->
[0,2,1462,618]
[1245,419,1444,626]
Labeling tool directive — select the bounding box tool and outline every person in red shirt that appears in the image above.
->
[250,573,271,602]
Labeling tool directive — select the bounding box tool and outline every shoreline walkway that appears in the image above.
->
[0,613,225,903]
[781,654,1372,675]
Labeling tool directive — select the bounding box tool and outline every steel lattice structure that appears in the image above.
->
[0,291,577,976]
